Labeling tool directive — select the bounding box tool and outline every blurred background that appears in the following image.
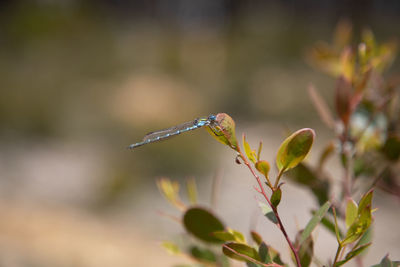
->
[0,0,399,266]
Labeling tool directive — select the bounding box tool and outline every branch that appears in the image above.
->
[237,148,302,267]
[222,244,283,267]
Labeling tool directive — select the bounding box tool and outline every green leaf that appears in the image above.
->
[230,229,246,243]
[222,242,260,263]
[255,160,271,185]
[276,128,315,172]
[243,134,257,164]
[271,188,282,208]
[345,198,358,228]
[157,178,183,209]
[299,238,313,267]
[258,202,278,224]
[299,201,331,245]
[269,246,285,265]
[356,227,372,249]
[214,229,246,243]
[358,190,373,214]
[258,243,286,265]
[333,207,341,243]
[373,254,400,267]
[343,206,372,245]
[255,160,270,176]
[343,191,373,245]
[183,207,225,243]
[258,242,271,263]
[206,113,238,151]
[190,246,217,263]
[295,230,314,267]
[161,241,181,255]
[212,231,236,242]
[250,231,263,246]
[336,243,371,266]
[257,141,263,161]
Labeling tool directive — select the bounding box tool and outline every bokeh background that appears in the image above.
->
[0,1,399,266]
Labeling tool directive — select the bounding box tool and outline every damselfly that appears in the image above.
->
[128,114,219,149]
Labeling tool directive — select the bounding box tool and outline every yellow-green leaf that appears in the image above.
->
[358,190,373,214]
[259,201,278,224]
[212,231,236,242]
[157,178,183,210]
[229,229,246,243]
[339,48,355,81]
[250,231,263,246]
[343,190,374,245]
[257,141,263,161]
[161,241,181,255]
[183,207,225,243]
[255,160,270,182]
[222,242,260,263]
[276,128,315,172]
[269,246,285,265]
[243,134,257,164]
[258,242,271,263]
[343,205,372,245]
[213,229,246,243]
[206,113,238,151]
[345,198,358,228]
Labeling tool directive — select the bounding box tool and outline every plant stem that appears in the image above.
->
[223,244,283,267]
[332,244,343,267]
[238,149,302,267]
[274,168,285,189]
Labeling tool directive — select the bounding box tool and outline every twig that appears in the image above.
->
[237,148,302,267]
[222,244,283,267]
[332,243,343,267]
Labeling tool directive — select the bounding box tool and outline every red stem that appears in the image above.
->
[238,149,302,267]
[223,244,283,267]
